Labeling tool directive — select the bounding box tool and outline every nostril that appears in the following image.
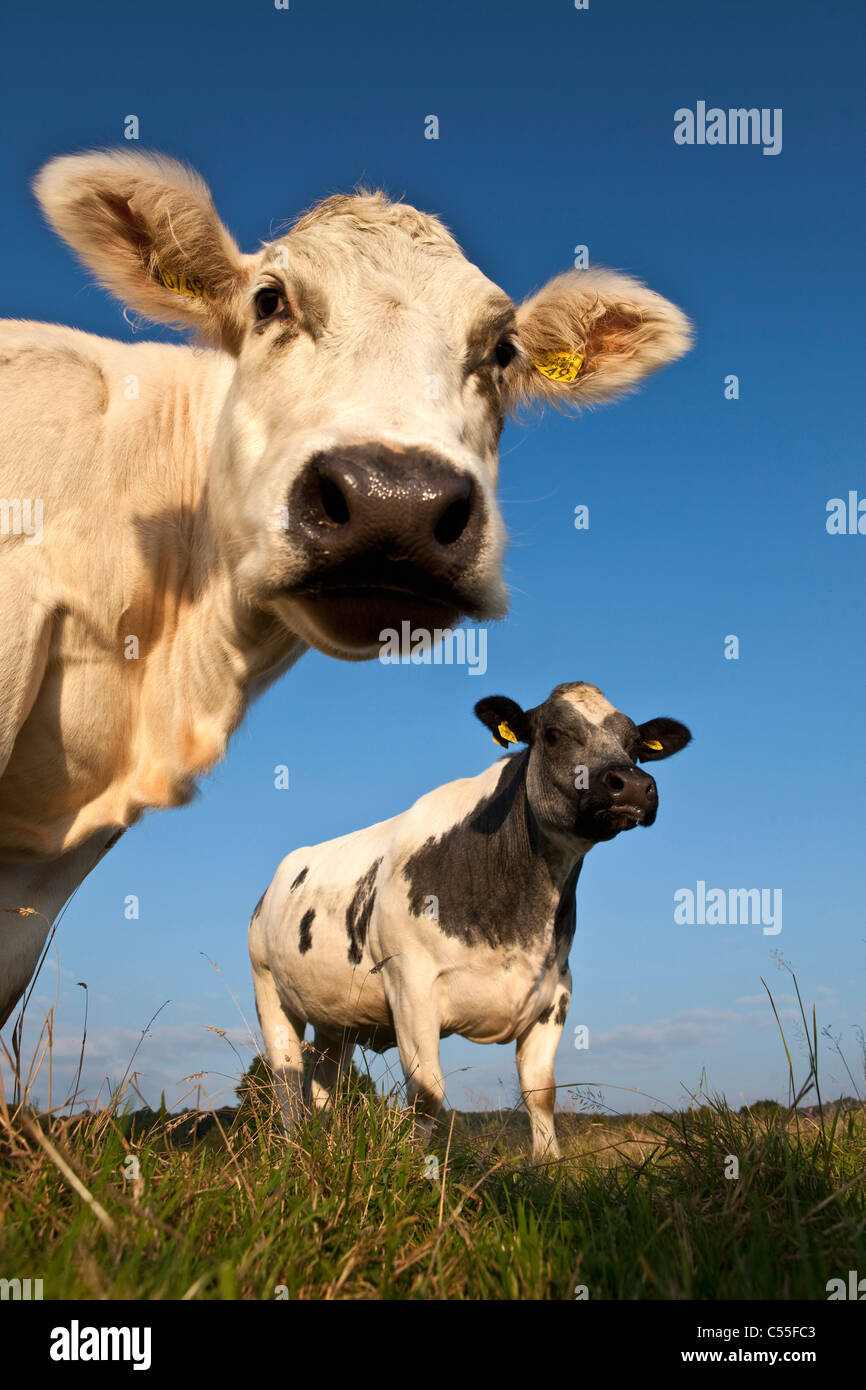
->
[318,472,351,526]
[604,772,626,793]
[433,485,472,546]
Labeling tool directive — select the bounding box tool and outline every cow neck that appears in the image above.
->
[488,753,586,955]
[401,752,585,952]
[489,750,587,894]
[129,353,300,685]
[128,498,304,800]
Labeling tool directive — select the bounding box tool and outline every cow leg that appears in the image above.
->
[0,898,52,1033]
[516,986,570,1162]
[307,1028,353,1114]
[251,963,306,1131]
[0,832,120,1032]
[392,991,445,1145]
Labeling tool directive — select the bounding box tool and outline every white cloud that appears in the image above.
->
[7,1018,257,1112]
[589,1009,740,1062]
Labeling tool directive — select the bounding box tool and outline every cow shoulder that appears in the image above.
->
[395,755,556,949]
[0,323,109,494]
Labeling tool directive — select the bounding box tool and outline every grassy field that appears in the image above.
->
[1,980,864,1300]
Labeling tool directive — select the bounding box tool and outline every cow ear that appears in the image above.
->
[474,696,532,748]
[636,717,692,762]
[33,149,254,354]
[504,268,692,412]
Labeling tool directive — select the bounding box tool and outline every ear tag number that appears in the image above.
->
[533,350,584,383]
[156,265,205,299]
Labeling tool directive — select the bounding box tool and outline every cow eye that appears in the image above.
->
[493,337,517,369]
[544,727,562,747]
[254,287,287,321]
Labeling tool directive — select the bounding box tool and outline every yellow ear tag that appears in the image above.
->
[156,265,205,299]
[643,739,664,751]
[533,350,584,383]
[495,720,519,745]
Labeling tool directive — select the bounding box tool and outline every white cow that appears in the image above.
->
[249,682,691,1159]
[0,149,691,1028]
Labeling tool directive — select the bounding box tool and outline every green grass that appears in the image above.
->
[1,975,864,1299]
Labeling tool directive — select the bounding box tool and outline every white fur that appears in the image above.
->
[0,151,691,1031]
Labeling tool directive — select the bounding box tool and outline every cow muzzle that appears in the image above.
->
[590,766,658,837]
[281,444,493,654]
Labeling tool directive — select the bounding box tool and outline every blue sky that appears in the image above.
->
[3,0,864,1117]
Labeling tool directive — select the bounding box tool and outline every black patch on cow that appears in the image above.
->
[553,861,582,952]
[554,993,570,1027]
[290,866,308,891]
[298,908,315,955]
[537,1004,554,1025]
[346,859,382,964]
[401,753,574,949]
[250,892,265,921]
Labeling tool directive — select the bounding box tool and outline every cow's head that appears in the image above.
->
[34,151,692,659]
[476,682,690,845]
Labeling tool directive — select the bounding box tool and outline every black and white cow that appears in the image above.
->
[249,682,691,1158]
